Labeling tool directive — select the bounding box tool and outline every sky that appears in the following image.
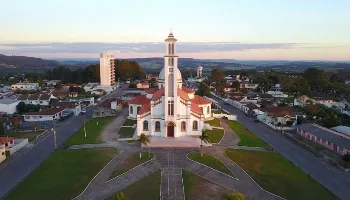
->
[0,0,350,60]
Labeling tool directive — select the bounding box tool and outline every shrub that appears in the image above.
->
[343,154,350,162]
[222,116,228,120]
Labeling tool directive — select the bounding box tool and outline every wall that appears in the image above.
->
[24,111,62,122]
[8,139,28,155]
[212,113,237,120]
[0,148,5,163]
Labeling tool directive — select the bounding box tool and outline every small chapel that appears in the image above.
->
[128,32,212,137]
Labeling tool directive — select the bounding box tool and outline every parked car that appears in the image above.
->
[253,119,260,123]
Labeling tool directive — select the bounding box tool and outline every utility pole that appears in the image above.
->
[83,118,87,138]
[53,120,57,149]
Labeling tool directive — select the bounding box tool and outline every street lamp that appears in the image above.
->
[51,120,57,149]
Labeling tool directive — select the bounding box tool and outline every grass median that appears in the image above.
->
[204,128,224,143]
[225,120,268,147]
[187,152,233,176]
[204,118,221,127]
[65,117,115,145]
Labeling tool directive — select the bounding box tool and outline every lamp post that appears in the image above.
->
[52,120,57,149]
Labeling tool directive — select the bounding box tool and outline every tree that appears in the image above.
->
[149,78,157,88]
[138,133,150,158]
[115,192,128,200]
[221,192,245,200]
[54,82,62,90]
[329,73,344,83]
[199,130,210,157]
[343,154,350,162]
[37,76,44,87]
[16,102,28,114]
[195,82,210,97]
[211,68,225,84]
[231,81,240,91]
[0,124,4,136]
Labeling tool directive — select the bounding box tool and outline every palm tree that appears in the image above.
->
[199,130,211,157]
[138,133,150,158]
[95,111,100,125]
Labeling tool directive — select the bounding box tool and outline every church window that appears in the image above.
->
[168,44,172,55]
[168,100,174,116]
[181,121,186,131]
[193,121,198,131]
[168,74,174,96]
[169,68,173,72]
[130,106,133,114]
[143,121,148,131]
[171,43,174,55]
[155,121,161,132]
[207,106,210,114]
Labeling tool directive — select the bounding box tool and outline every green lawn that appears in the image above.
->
[212,109,229,114]
[5,130,44,142]
[65,117,115,145]
[108,170,161,200]
[187,152,233,176]
[225,120,268,147]
[6,148,118,200]
[204,128,224,143]
[204,118,221,127]
[110,152,154,179]
[118,127,134,138]
[182,169,197,200]
[225,149,337,200]
[122,119,137,126]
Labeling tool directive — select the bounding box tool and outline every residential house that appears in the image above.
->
[0,146,5,163]
[62,83,82,91]
[146,74,159,81]
[266,87,288,98]
[84,82,99,92]
[258,106,296,127]
[294,95,315,107]
[91,89,106,95]
[314,97,334,104]
[0,99,20,114]
[49,102,82,115]
[44,80,61,87]
[297,123,350,155]
[23,108,64,122]
[258,94,274,102]
[17,93,55,106]
[240,82,258,89]
[136,82,150,89]
[100,98,123,111]
[0,137,15,163]
[11,82,39,91]
[224,86,234,93]
[52,91,78,99]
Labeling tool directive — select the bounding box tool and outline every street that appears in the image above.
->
[0,86,126,198]
[212,95,350,200]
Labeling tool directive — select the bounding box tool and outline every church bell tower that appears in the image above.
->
[164,32,179,131]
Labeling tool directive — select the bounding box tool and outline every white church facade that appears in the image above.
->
[128,32,212,137]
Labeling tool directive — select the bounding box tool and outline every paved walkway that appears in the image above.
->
[71,117,284,200]
[101,108,128,143]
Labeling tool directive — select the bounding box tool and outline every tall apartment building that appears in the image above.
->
[99,52,115,87]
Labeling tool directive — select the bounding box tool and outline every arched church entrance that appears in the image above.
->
[166,121,175,137]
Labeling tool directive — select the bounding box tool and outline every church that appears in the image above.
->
[128,32,212,137]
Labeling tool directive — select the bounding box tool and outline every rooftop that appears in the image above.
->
[129,95,150,105]
[191,95,212,105]
[298,123,350,149]
[24,108,64,116]
[0,98,19,104]
[0,137,15,145]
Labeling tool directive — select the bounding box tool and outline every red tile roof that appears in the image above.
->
[145,88,158,94]
[182,87,195,94]
[50,102,77,109]
[24,108,64,116]
[129,95,150,105]
[191,103,203,115]
[93,89,105,93]
[151,88,165,101]
[138,103,151,115]
[0,137,15,145]
[177,88,190,101]
[260,107,296,118]
[245,103,258,110]
[191,95,212,105]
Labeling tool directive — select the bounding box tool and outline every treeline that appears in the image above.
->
[0,54,60,67]
[45,59,145,83]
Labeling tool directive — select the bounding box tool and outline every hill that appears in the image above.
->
[0,54,61,68]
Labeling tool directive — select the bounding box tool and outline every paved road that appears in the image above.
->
[212,95,350,200]
[0,87,126,198]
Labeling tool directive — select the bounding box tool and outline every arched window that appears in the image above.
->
[137,107,141,114]
[200,107,203,113]
[155,121,161,132]
[168,44,171,55]
[168,58,171,66]
[207,106,210,114]
[130,106,133,114]
[171,43,175,55]
[143,120,148,131]
[193,121,198,131]
[181,121,186,131]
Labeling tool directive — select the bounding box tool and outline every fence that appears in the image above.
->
[8,139,28,155]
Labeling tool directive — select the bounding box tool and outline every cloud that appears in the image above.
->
[0,42,299,56]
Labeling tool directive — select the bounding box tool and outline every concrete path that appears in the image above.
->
[218,119,240,147]
[68,143,117,149]
[101,108,128,143]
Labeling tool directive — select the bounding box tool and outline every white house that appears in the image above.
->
[128,32,212,138]
[91,89,106,95]
[50,102,82,115]
[240,82,258,89]
[136,82,150,89]
[11,82,39,91]
[0,99,20,114]
[0,137,15,163]
[17,93,55,106]
[266,87,288,98]
[0,147,5,163]
[23,108,64,122]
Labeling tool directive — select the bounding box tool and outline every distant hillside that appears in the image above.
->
[0,54,61,68]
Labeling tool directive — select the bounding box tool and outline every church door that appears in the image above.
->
[167,124,174,137]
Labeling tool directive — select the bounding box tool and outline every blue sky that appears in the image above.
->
[1,0,350,60]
